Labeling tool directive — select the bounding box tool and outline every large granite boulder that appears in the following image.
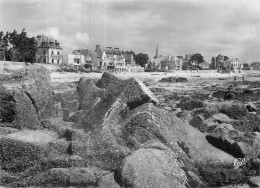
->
[95,72,127,96]
[215,102,248,120]
[0,129,58,173]
[77,77,106,110]
[0,65,55,129]
[206,128,260,159]
[120,148,188,188]
[177,98,206,111]
[119,103,234,164]
[71,123,131,171]
[77,73,158,132]
[159,76,188,83]
[53,88,79,112]
[9,167,111,187]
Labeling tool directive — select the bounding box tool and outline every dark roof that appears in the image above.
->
[104,47,121,55]
[89,52,99,62]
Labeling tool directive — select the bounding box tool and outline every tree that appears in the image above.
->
[243,63,250,70]
[0,29,36,63]
[210,56,216,69]
[182,61,192,70]
[189,53,204,68]
[134,53,149,67]
[224,56,229,61]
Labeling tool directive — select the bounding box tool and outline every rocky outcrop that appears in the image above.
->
[206,128,260,159]
[78,76,158,132]
[0,65,56,129]
[159,76,188,83]
[120,148,188,188]
[177,98,206,111]
[0,129,58,172]
[216,102,248,119]
[1,70,258,187]
[53,88,79,112]
[77,77,106,110]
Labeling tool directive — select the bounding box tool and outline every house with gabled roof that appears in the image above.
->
[36,35,62,64]
[94,45,126,72]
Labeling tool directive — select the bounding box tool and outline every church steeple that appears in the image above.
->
[154,43,158,59]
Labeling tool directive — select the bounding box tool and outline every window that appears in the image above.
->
[43,50,46,54]
[52,59,54,63]
[52,51,54,54]
[57,51,60,55]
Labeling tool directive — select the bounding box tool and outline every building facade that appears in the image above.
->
[94,45,126,72]
[198,62,210,70]
[62,53,85,66]
[148,44,183,72]
[36,35,62,64]
[223,58,242,71]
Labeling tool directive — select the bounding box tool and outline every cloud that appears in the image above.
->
[1,0,260,62]
[34,27,90,53]
[75,32,90,46]
[37,27,59,39]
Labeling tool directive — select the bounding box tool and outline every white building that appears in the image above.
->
[94,45,126,72]
[62,54,85,66]
[36,35,62,64]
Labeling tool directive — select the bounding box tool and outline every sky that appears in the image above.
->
[0,0,260,63]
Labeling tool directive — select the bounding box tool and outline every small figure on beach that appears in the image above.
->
[234,76,237,81]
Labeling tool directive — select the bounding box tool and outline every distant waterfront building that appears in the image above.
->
[94,45,126,72]
[250,62,260,70]
[223,58,242,71]
[124,53,136,65]
[198,62,210,70]
[35,35,62,64]
[184,54,195,61]
[62,51,85,66]
[149,44,183,71]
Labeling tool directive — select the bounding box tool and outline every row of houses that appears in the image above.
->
[146,44,185,71]
[35,35,144,72]
[146,45,212,71]
[211,54,242,71]
[33,35,247,72]
[148,55,184,71]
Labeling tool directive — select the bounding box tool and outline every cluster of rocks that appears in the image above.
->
[0,65,260,187]
[158,76,188,83]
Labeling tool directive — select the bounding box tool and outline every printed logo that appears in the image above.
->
[234,158,247,169]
